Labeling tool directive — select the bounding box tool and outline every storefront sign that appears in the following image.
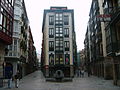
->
[97,14,111,22]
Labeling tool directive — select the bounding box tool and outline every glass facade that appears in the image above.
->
[48,13,71,65]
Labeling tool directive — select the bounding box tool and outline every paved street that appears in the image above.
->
[1,70,120,90]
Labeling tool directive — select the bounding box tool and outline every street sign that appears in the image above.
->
[97,14,111,22]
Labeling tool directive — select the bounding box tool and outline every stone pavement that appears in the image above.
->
[0,70,120,90]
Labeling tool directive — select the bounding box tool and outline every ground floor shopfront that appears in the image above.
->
[43,65,74,78]
[88,56,120,86]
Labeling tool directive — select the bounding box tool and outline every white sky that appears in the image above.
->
[24,0,92,54]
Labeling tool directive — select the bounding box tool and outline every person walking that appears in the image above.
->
[79,67,82,77]
[14,71,20,88]
[76,68,79,77]
[81,69,84,77]
[7,71,13,89]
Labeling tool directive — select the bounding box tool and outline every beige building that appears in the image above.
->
[41,7,77,78]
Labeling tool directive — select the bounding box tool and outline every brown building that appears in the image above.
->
[26,27,37,74]
[0,0,15,87]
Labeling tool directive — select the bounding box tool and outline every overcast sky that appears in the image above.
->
[24,0,92,54]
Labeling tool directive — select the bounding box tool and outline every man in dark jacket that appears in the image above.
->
[7,71,13,88]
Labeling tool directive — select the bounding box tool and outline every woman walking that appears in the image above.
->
[14,71,20,88]
[81,69,84,77]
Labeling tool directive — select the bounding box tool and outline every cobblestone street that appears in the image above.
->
[0,70,120,90]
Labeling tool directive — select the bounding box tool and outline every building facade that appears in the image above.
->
[41,7,77,78]
[77,51,80,68]
[0,0,15,86]
[4,0,23,78]
[26,26,37,74]
[84,0,120,86]
[85,0,104,77]
[80,49,85,70]
[102,0,120,86]
[4,0,32,78]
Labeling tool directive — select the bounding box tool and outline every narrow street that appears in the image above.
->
[1,70,120,90]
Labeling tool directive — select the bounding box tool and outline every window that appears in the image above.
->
[49,16,54,25]
[65,41,69,51]
[64,15,69,25]
[0,7,13,37]
[8,45,12,56]
[6,18,10,35]
[55,54,64,64]
[14,39,17,51]
[55,26,63,37]
[65,54,70,65]
[9,19,13,36]
[106,28,112,53]
[3,15,7,33]
[49,28,54,38]
[0,13,3,30]
[55,54,59,64]
[14,21,19,32]
[59,54,64,64]
[55,38,63,51]
[118,0,120,7]
[49,54,54,65]
[49,41,54,51]
[64,28,69,37]
[0,8,3,24]
[55,13,63,24]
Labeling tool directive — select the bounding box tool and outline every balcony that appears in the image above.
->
[0,31,12,45]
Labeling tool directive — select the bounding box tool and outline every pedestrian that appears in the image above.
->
[81,69,84,77]
[88,69,91,77]
[78,67,82,77]
[77,69,79,77]
[7,71,13,89]
[75,68,79,77]
[14,71,20,88]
